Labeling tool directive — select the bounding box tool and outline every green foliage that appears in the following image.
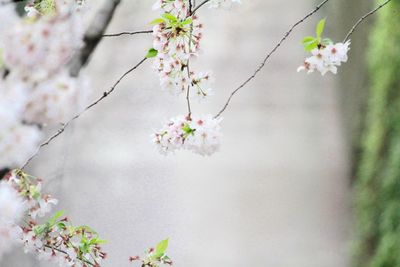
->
[316,18,326,39]
[152,239,169,261]
[131,239,172,267]
[149,12,193,31]
[146,48,158,58]
[301,18,332,52]
[33,0,56,16]
[182,123,195,138]
[32,210,106,265]
[353,1,400,267]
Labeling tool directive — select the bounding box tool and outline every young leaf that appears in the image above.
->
[304,40,319,52]
[155,239,169,255]
[302,36,316,44]
[149,17,165,25]
[316,18,326,39]
[48,210,65,225]
[162,13,177,22]
[146,48,158,58]
[181,18,193,25]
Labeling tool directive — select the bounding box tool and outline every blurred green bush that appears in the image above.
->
[354,1,400,266]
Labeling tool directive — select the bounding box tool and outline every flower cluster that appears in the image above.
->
[153,114,222,156]
[0,181,25,259]
[0,169,57,261]
[129,239,172,267]
[297,41,351,75]
[0,170,107,266]
[297,18,351,75]
[0,0,90,169]
[22,212,107,267]
[151,2,213,98]
[150,0,236,156]
[4,1,85,77]
[5,170,58,219]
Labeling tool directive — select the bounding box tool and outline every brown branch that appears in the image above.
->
[69,0,123,77]
[344,0,392,42]
[214,0,330,118]
[191,0,209,15]
[21,58,147,170]
[102,30,153,37]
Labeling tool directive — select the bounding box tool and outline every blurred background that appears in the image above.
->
[3,0,399,266]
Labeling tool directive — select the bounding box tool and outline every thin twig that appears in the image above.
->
[186,2,194,117]
[21,58,147,170]
[186,67,192,117]
[44,245,95,266]
[102,30,153,37]
[191,0,209,15]
[343,0,392,42]
[214,0,330,118]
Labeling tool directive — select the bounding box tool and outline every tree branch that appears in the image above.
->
[69,0,122,77]
[214,0,330,118]
[344,0,392,42]
[102,30,153,37]
[21,58,147,170]
[191,0,209,15]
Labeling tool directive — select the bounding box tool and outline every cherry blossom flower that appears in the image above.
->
[4,170,58,219]
[297,40,351,75]
[153,114,222,156]
[21,213,106,267]
[22,71,90,125]
[0,109,42,169]
[0,182,25,260]
[3,4,84,79]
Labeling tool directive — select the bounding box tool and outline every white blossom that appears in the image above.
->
[0,182,25,260]
[22,71,90,125]
[297,40,351,75]
[3,6,84,79]
[153,114,222,156]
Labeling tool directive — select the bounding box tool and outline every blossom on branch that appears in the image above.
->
[0,0,90,169]
[0,170,107,266]
[150,0,216,101]
[0,182,25,260]
[297,41,351,75]
[297,18,351,75]
[153,114,222,156]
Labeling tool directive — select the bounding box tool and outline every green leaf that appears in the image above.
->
[89,238,107,245]
[48,210,65,225]
[155,239,169,255]
[182,123,195,137]
[162,13,177,22]
[181,18,193,25]
[33,224,47,236]
[56,222,67,230]
[304,40,319,51]
[149,17,165,25]
[146,48,158,58]
[302,36,316,44]
[316,18,326,38]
